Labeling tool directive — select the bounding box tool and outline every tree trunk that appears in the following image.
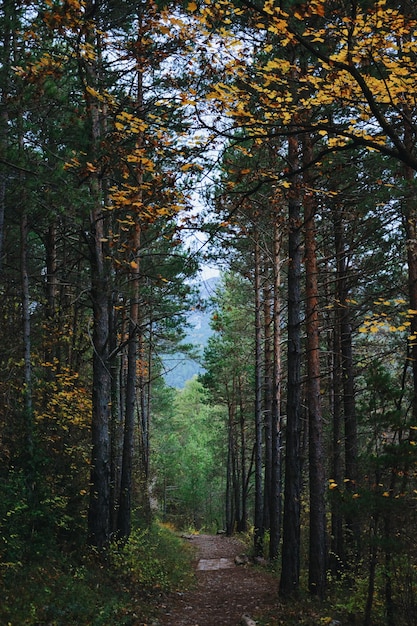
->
[109,293,123,535]
[330,319,345,571]
[304,136,326,597]
[0,0,12,274]
[254,230,264,556]
[45,222,58,322]
[226,410,234,535]
[280,133,302,596]
[117,222,141,540]
[263,283,272,533]
[238,384,247,532]
[402,164,417,426]
[87,190,111,548]
[269,214,282,561]
[333,208,358,552]
[21,209,35,505]
[85,15,111,549]
[364,515,379,626]
[139,324,150,480]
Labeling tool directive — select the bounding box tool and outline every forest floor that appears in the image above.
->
[153,533,280,626]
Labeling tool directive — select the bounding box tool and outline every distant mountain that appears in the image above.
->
[162,276,219,388]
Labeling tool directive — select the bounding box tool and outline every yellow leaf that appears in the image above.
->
[187,1,197,10]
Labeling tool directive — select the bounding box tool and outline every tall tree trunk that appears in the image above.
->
[45,222,58,322]
[364,514,379,626]
[263,283,272,532]
[226,406,234,535]
[85,15,111,549]
[254,229,264,556]
[269,215,282,561]
[330,319,345,571]
[280,133,302,596]
[87,186,111,548]
[0,0,13,274]
[333,208,358,552]
[21,209,35,504]
[304,136,326,597]
[117,222,141,539]
[109,292,123,535]
[118,10,147,536]
[139,323,150,480]
[231,380,241,531]
[238,383,247,532]
[402,167,417,426]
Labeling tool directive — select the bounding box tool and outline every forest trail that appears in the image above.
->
[155,534,278,626]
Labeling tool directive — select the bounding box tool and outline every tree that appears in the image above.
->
[201,273,255,534]
[152,377,225,528]
[303,133,326,597]
[279,129,302,596]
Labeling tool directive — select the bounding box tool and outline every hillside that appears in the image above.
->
[162,276,219,388]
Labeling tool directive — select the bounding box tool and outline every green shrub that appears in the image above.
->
[0,522,195,625]
[109,522,195,592]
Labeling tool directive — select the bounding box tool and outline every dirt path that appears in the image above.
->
[155,534,278,626]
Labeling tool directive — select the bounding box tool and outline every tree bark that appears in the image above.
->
[21,209,35,505]
[238,382,247,532]
[330,318,345,570]
[117,222,141,539]
[401,160,417,427]
[226,407,234,535]
[304,136,327,597]
[87,187,111,549]
[263,283,272,533]
[254,230,264,556]
[0,0,13,274]
[333,208,358,553]
[269,215,282,561]
[280,133,302,596]
[85,14,111,549]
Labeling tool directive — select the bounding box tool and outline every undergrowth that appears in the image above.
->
[0,522,195,625]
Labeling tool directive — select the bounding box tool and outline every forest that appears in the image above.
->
[1,0,417,624]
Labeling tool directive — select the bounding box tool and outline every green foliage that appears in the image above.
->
[152,377,226,528]
[0,522,194,625]
[0,554,134,625]
[109,522,195,591]
[0,463,85,566]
